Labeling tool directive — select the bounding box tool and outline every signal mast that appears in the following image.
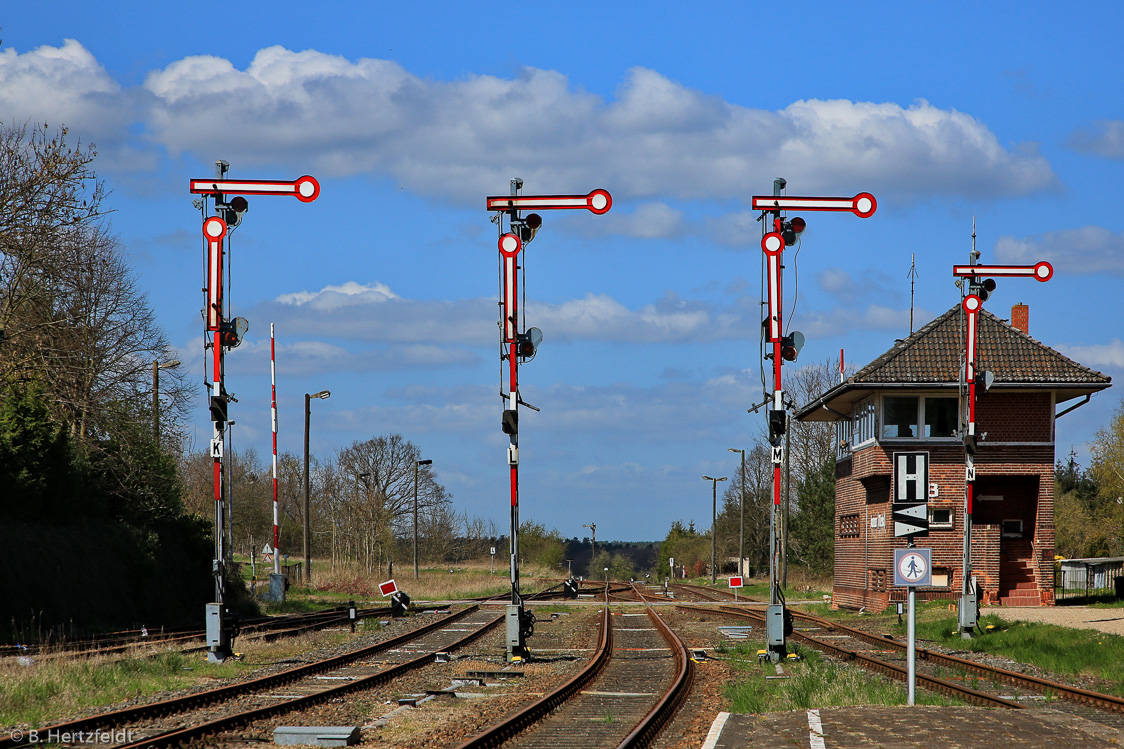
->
[751,179,877,662]
[486,181,611,662]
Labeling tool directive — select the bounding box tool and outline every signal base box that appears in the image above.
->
[205,602,230,663]
[759,598,786,656]
[265,573,286,603]
[505,604,526,662]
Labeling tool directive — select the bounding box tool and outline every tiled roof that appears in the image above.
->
[795,304,1111,421]
[851,305,1111,385]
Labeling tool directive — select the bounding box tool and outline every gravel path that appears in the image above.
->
[986,605,1124,636]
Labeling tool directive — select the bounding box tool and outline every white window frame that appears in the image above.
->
[929,507,954,529]
[852,397,877,450]
[879,393,961,442]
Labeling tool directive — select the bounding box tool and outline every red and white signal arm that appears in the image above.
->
[751,192,877,218]
[203,217,228,331]
[729,576,744,589]
[486,189,612,214]
[378,579,398,597]
[952,261,1053,282]
[190,175,320,203]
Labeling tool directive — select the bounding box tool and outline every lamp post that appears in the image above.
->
[152,359,180,447]
[702,475,727,584]
[414,458,432,580]
[728,448,746,577]
[304,389,330,584]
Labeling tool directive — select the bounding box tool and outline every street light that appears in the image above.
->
[304,389,331,585]
[702,475,728,584]
[152,359,180,447]
[414,458,433,580]
[728,448,746,578]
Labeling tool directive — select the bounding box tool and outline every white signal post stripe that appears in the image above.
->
[204,217,227,331]
[499,234,521,343]
[190,175,320,202]
[762,233,783,341]
[751,192,877,218]
[952,261,1053,281]
[486,188,612,214]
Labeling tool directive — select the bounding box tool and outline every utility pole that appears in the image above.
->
[751,180,877,661]
[487,181,611,662]
[414,458,432,580]
[702,476,727,583]
[728,449,746,577]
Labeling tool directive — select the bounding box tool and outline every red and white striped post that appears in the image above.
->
[271,323,280,577]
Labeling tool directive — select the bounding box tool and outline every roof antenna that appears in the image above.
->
[907,253,917,334]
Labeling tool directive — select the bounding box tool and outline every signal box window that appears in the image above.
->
[924,397,958,438]
[882,396,918,438]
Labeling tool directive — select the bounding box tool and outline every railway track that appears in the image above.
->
[669,583,1124,731]
[1,605,408,660]
[454,583,691,749]
[0,606,500,749]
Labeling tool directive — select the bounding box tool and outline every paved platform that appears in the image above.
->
[703,706,1124,748]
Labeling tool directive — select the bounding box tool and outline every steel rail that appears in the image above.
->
[451,605,613,749]
[617,584,693,749]
[0,606,482,749]
[107,611,504,749]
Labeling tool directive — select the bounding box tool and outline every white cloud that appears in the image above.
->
[597,202,686,239]
[0,39,154,170]
[994,226,1124,275]
[0,42,1057,205]
[135,50,1055,204]
[1068,119,1124,159]
[1057,340,1124,372]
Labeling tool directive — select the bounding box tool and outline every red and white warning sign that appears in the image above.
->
[378,579,398,597]
[728,576,744,589]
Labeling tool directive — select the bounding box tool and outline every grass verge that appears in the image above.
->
[914,613,1124,696]
[0,628,358,728]
[720,641,963,712]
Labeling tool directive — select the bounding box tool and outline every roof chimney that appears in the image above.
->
[1011,303,1029,334]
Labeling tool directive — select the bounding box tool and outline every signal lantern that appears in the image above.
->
[220,195,249,227]
[209,395,228,426]
[768,409,787,445]
[517,213,542,244]
[971,277,996,302]
[780,331,805,362]
[781,216,806,246]
[516,327,543,360]
[502,409,518,435]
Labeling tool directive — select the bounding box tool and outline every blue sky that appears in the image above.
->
[2,3,1121,541]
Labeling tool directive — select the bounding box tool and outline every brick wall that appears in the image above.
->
[832,390,1056,612]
